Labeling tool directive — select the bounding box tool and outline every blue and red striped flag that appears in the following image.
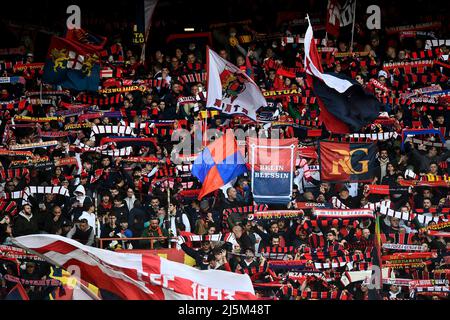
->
[192,130,248,199]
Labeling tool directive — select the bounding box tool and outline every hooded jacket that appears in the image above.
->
[13,211,39,237]
[70,185,93,222]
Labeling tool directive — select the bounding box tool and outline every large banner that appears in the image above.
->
[248,137,297,204]
[319,141,378,182]
[206,48,267,120]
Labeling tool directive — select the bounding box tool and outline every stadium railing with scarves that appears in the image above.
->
[97,237,177,250]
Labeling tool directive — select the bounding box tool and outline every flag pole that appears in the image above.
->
[350,0,357,52]
[203,111,208,147]
[10,238,101,300]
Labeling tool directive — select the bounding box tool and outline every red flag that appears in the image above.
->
[326,0,341,37]
[13,235,256,300]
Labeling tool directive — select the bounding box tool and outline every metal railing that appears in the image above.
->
[97,236,178,250]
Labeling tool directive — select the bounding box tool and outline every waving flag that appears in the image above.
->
[13,234,255,300]
[192,130,248,199]
[206,48,267,120]
[304,17,381,134]
[65,28,107,52]
[43,36,101,92]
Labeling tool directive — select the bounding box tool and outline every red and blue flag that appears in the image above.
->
[192,130,248,199]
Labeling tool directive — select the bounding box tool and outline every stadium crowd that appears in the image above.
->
[0,8,450,300]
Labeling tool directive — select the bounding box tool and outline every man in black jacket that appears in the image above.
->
[13,204,39,237]
[43,205,66,234]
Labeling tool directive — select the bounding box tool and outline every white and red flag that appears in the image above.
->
[13,234,256,300]
[206,47,267,121]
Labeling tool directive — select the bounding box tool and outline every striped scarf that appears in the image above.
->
[380,233,415,245]
[0,168,30,183]
[313,209,375,219]
[222,205,268,233]
[90,125,135,138]
[76,93,124,106]
[0,200,18,217]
